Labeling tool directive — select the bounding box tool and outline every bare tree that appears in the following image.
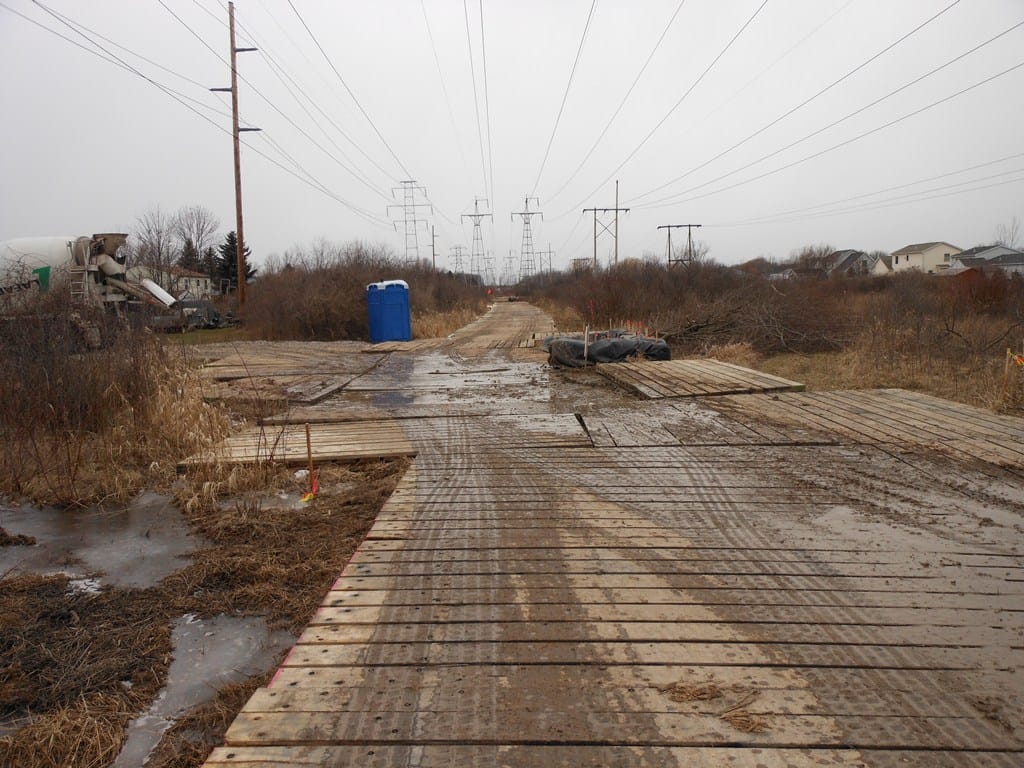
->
[173,205,220,280]
[673,240,710,264]
[994,216,1021,249]
[125,207,179,290]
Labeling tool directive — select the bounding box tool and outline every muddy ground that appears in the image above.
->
[0,459,406,767]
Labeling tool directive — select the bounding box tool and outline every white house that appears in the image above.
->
[128,264,213,299]
[890,242,961,273]
[950,245,1023,270]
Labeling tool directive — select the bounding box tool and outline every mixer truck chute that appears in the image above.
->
[0,234,179,310]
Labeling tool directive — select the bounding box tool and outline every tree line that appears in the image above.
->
[122,205,256,297]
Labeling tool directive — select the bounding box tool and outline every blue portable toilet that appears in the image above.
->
[366,280,412,343]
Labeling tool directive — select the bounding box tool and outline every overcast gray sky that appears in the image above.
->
[1,0,1022,272]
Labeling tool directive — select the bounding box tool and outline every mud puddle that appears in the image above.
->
[112,613,294,767]
[0,492,199,588]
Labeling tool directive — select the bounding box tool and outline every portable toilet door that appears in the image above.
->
[366,280,411,343]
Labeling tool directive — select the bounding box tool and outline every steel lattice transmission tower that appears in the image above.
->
[512,197,542,281]
[449,245,467,275]
[387,181,432,264]
[461,198,493,283]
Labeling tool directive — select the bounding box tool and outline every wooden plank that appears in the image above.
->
[597,359,805,400]
[179,420,416,467]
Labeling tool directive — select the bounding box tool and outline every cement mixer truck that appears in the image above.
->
[0,233,178,310]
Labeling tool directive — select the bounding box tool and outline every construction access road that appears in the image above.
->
[203,300,1024,768]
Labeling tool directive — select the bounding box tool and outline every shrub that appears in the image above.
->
[243,241,487,340]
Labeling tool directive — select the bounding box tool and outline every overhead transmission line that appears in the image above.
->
[156,0,394,204]
[478,0,496,209]
[228,12,398,193]
[11,2,233,123]
[287,1,457,227]
[628,0,965,205]
[463,0,490,199]
[554,0,770,220]
[638,57,1024,211]
[715,151,1024,227]
[717,167,1024,228]
[545,0,687,205]
[530,0,598,197]
[19,2,391,228]
[421,0,473,195]
[286,0,410,180]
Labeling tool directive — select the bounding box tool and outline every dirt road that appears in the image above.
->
[206,301,1024,767]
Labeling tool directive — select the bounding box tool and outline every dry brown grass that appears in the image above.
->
[0,307,230,506]
[0,458,407,767]
[145,674,270,768]
[412,306,482,339]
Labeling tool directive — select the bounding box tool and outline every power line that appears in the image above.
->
[287,0,411,180]
[554,0,770,220]
[530,0,598,197]
[421,0,473,194]
[629,0,966,205]
[16,2,391,229]
[157,0,395,203]
[716,164,1024,228]
[715,151,1024,227]
[478,0,496,209]
[463,0,489,198]
[639,57,1024,211]
[545,0,688,204]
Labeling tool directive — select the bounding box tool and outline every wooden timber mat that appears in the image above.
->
[597,358,805,399]
[260,401,557,426]
[581,401,835,448]
[205,443,1024,767]
[199,342,386,404]
[364,338,449,353]
[178,420,415,468]
[180,413,591,468]
[709,387,1024,469]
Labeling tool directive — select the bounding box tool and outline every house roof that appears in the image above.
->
[986,251,1024,265]
[955,256,990,268]
[873,253,892,269]
[891,241,960,256]
[829,250,867,274]
[954,244,1019,260]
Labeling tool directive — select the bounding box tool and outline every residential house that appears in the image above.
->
[950,245,1024,274]
[128,264,213,300]
[827,249,868,277]
[983,251,1024,276]
[891,242,961,273]
[871,253,892,275]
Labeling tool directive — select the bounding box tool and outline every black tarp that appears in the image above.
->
[544,331,671,368]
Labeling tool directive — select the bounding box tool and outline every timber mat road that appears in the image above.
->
[203,301,1024,768]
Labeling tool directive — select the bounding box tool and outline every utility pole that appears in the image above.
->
[536,243,555,274]
[659,224,702,265]
[387,181,432,263]
[461,198,492,283]
[430,226,438,270]
[512,196,542,281]
[583,182,629,268]
[211,1,258,305]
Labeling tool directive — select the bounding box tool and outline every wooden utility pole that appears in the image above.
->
[583,203,629,269]
[430,226,438,270]
[212,2,258,305]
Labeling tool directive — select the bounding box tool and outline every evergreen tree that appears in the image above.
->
[215,231,257,294]
[176,237,203,272]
